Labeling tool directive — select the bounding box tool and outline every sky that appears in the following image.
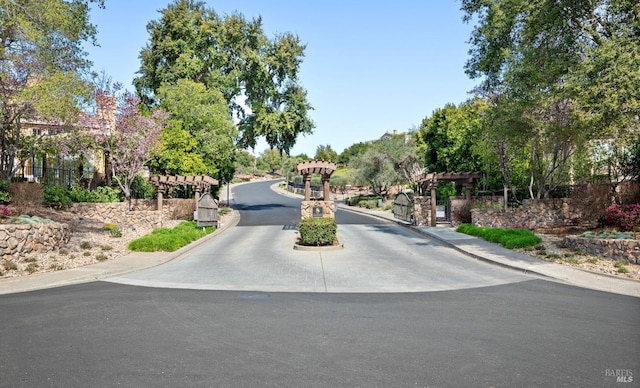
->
[84,1,479,157]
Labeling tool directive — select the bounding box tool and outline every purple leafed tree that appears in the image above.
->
[95,88,168,206]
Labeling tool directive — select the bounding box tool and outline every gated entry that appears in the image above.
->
[393,192,414,223]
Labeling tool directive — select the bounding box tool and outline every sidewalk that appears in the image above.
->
[2,181,639,298]
[0,210,241,295]
[336,203,640,298]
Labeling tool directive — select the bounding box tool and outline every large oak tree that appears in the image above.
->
[134,0,314,157]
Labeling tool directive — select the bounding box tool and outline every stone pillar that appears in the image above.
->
[430,184,437,227]
[156,188,164,211]
[303,174,311,201]
[464,184,472,200]
[194,188,201,207]
[322,173,331,200]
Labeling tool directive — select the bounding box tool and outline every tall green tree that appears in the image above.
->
[415,99,486,173]
[351,132,417,198]
[461,0,640,196]
[152,79,237,183]
[134,0,314,155]
[338,142,370,165]
[0,0,104,180]
[313,144,338,162]
[258,148,284,174]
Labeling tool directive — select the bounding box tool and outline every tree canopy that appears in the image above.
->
[151,79,237,183]
[461,0,640,197]
[0,0,104,179]
[134,0,314,155]
[313,144,339,163]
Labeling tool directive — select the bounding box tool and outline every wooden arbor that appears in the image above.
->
[415,172,482,226]
[296,160,337,201]
[149,175,219,210]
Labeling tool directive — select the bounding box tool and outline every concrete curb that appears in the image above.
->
[0,210,240,295]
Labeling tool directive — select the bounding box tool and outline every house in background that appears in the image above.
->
[16,96,116,188]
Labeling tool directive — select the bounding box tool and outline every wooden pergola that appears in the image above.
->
[415,172,483,226]
[149,175,219,210]
[296,160,337,201]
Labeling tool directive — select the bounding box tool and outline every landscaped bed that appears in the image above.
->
[128,221,216,252]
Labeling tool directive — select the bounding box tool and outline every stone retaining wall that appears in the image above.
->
[0,222,69,260]
[412,196,432,226]
[563,236,640,264]
[471,198,585,230]
[71,198,195,228]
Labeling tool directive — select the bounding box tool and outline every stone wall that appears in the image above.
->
[71,198,195,228]
[301,201,336,219]
[471,198,584,230]
[450,196,503,226]
[412,196,432,226]
[563,236,640,264]
[0,222,69,259]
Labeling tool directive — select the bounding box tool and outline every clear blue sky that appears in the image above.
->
[85,1,478,157]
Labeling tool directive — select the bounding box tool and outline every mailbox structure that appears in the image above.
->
[296,160,337,220]
[196,192,218,227]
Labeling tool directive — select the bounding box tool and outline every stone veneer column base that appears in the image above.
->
[300,201,336,219]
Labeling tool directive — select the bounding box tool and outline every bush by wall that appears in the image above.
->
[604,203,640,232]
[456,224,542,249]
[43,185,72,209]
[347,195,380,207]
[298,217,337,246]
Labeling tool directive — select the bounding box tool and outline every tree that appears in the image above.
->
[258,148,284,174]
[351,148,399,199]
[338,142,370,165]
[313,144,338,162]
[152,79,237,183]
[94,87,168,206]
[461,0,640,196]
[0,0,104,180]
[134,0,314,155]
[351,133,417,198]
[415,99,486,173]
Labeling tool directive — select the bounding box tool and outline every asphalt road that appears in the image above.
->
[0,180,638,387]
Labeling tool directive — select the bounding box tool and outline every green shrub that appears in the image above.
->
[25,263,39,273]
[130,176,155,199]
[69,185,122,203]
[128,221,214,252]
[43,185,72,209]
[456,224,542,249]
[3,260,17,271]
[298,217,337,246]
[0,179,10,204]
[347,195,380,207]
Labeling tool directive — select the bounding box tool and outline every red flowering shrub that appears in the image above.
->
[604,204,640,231]
[0,205,11,217]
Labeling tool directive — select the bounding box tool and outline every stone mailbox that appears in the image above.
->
[196,192,218,227]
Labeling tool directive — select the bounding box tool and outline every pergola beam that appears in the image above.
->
[149,175,219,210]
